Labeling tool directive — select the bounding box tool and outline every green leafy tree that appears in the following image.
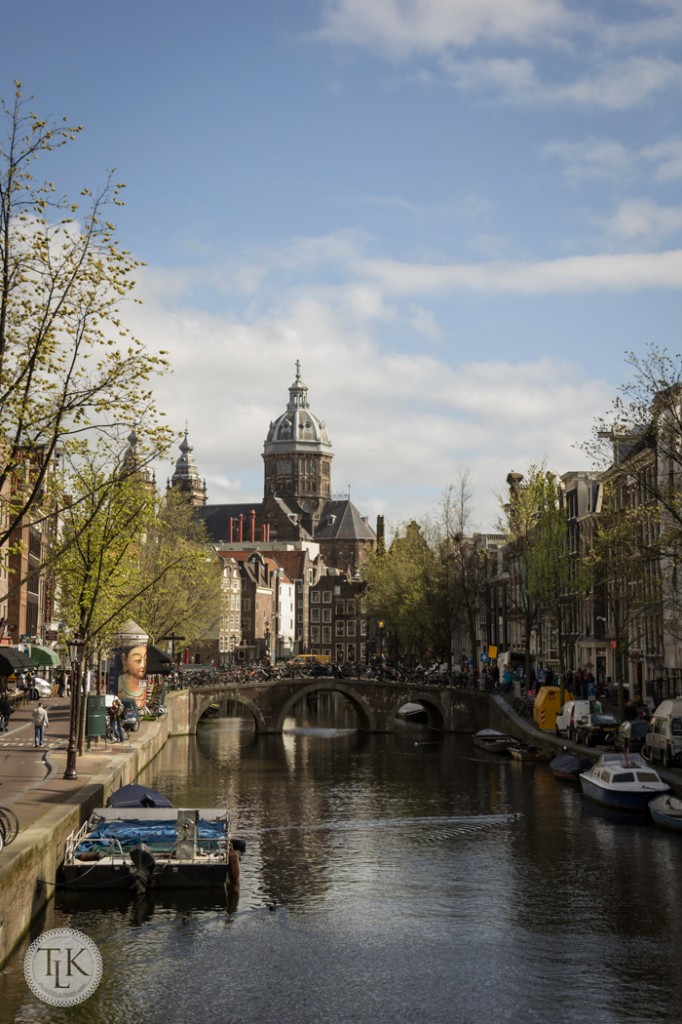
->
[499,465,573,686]
[583,345,682,627]
[364,520,444,664]
[585,479,660,719]
[438,472,489,671]
[128,488,223,650]
[0,83,171,573]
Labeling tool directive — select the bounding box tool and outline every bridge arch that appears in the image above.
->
[272,681,376,733]
[390,694,447,731]
[192,691,268,733]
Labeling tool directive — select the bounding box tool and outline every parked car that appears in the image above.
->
[642,699,682,768]
[555,700,591,740]
[32,678,53,699]
[614,719,649,753]
[576,713,619,747]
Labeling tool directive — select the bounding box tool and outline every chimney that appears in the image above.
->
[239,513,244,542]
[250,508,256,542]
[376,514,385,551]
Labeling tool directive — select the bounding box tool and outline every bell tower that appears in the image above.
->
[262,362,333,534]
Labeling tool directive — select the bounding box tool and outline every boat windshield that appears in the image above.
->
[636,771,662,783]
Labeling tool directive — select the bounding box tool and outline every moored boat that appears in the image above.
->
[61,784,243,892]
[549,750,592,782]
[509,744,553,763]
[579,753,669,812]
[472,728,516,753]
[648,793,682,832]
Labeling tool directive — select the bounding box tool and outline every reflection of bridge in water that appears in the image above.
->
[167,679,498,736]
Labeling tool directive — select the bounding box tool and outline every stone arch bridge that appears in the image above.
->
[166,679,500,736]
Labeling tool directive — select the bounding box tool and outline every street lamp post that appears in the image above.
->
[63,637,85,780]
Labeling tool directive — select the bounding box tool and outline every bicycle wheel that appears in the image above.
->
[104,726,118,743]
[0,806,19,844]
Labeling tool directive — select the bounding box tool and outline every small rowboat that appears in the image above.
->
[472,729,516,754]
[509,744,553,763]
[649,793,682,832]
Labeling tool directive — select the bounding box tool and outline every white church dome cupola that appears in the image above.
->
[265,360,331,447]
[262,361,333,528]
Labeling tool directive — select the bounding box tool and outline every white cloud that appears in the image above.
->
[315,0,573,55]
[360,249,682,295]
[642,138,682,182]
[129,256,617,533]
[598,199,682,245]
[543,138,634,183]
[553,56,682,110]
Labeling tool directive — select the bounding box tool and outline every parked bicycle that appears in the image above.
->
[139,702,168,721]
[0,787,19,851]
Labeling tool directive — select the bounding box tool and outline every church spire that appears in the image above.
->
[169,428,207,507]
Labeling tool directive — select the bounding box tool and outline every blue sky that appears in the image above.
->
[5,1,682,532]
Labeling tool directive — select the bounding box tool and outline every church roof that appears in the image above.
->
[196,503,264,544]
[313,499,376,541]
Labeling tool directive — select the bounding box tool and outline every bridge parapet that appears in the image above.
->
[168,680,494,736]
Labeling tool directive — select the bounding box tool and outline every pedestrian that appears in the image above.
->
[32,701,49,747]
[0,692,11,732]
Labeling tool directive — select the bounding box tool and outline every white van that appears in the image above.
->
[555,700,591,740]
[643,698,682,768]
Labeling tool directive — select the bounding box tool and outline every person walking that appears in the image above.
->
[112,698,126,742]
[0,692,11,732]
[32,701,49,747]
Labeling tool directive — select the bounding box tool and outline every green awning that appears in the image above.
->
[29,644,61,667]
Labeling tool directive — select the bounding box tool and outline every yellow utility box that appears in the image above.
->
[533,685,574,732]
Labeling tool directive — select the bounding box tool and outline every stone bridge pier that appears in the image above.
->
[165,680,496,736]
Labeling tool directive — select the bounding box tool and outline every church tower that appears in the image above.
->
[169,429,207,507]
[262,362,333,536]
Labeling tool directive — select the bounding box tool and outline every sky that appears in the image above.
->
[5,1,682,534]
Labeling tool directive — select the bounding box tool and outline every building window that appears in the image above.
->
[335,621,345,636]
[322,626,332,644]
[335,644,345,663]
[311,608,320,623]
[242,597,251,612]
[360,619,367,636]
[346,600,356,616]
[311,626,320,642]
[322,591,332,603]
[336,602,345,617]
[347,621,356,637]
[322,608,332,623]
[311,591,320,604]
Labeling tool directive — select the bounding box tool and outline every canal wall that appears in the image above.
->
[0,708,174,969]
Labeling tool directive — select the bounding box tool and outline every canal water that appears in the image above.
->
[3,694,682,1023]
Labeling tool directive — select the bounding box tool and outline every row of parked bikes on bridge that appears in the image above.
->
[165,662,472,689]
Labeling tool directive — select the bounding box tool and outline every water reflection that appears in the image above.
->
[3,697,682,1022]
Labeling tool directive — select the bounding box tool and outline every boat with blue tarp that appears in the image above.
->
[61,784,242,892]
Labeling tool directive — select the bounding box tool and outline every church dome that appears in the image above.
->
[264,362,331,453]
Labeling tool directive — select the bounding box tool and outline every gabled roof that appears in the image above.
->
[314,499,376,541]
